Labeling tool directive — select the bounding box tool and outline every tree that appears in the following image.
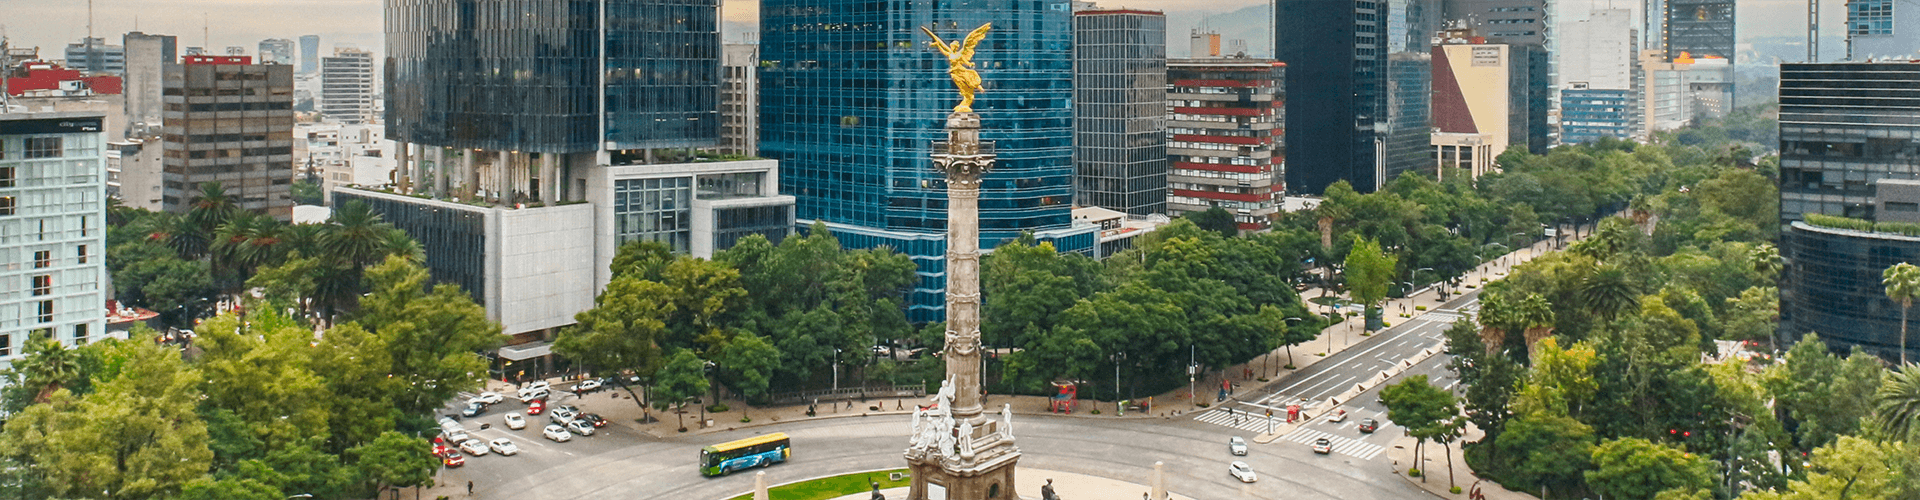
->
[1581,264,1642,321]
[1184,207,1240,239]
[1496,412,1596,497]
[1766,334,1885,454]
[1268,305,1318,369]
[358,256,504,414]
[346,431,437,498]
[1724,286,1780,350]
[1739,437,1913,500]
[1345,237,1398,329]
[710,332,781,403]
[654,349,710,431]
[194,312,333,449]
[1750,243,1782,286]
[553,275,676,418]
[177,476,283,500]
[1884,262,1920,366]
[1585,437,1715,500]
[1380,375,1460,482]
[0,340,215,500]
[1875,364,1920,443]
[290,178,324,206]
[1445,320,1522,436]
[1514,293,1557,358]
[12,332,81,404]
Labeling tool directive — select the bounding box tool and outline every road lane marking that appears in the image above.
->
[1284,427,1386,461]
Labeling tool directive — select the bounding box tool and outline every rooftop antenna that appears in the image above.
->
[86,0,96,74]
[204,13,210,50]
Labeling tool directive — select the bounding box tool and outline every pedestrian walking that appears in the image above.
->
[467,481,474,495]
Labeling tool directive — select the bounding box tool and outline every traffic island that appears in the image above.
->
[727,469,912,500]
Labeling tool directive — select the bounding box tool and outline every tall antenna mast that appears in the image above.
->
[1807,0,1819,62]
[204,13,210,50]
[86,0,96,74]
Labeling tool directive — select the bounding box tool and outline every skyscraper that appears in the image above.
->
[298,35,319,75]
[1664,0,1735,60]
[258,39,295,65]
[719,44,759,157]
[161,55,296,220]
[1074,8,1167,216]
[1277,0,1439,194]
[1442,0,1552,153]
[1846,0,1920,60]
[1778,62,1920,365]
[121,32,177,138]
[1558,9,1637,144]
[0,111,110,369]
[320,47,374,124]
[761,0,1094,321]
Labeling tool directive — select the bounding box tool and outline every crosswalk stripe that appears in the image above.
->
[1283,427,1386,461]
[1191,409,1285,433]
[1417,312,1464,323]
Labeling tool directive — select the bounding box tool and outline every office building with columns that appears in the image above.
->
[362,0,791,365]
[160,55,296,220]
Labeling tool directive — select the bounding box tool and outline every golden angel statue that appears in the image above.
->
[922,23,993,113]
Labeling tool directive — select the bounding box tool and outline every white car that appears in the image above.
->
[1228,436,1248,456]
[1327,409,1348,422]
[458,439,489,456]
[437,417,462,433]
[550,408,578,425]
[517,388,550,403]
[543,424,573,442]
[488,438,520,456]
[503,413,526,430]
[573,379,602,393]
[468,392,504,406]
[1229,461,1257,483]
[566,419,595,436]
[442,429,470,445]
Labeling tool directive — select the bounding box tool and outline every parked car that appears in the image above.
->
[555,404,580,414]
[468,392,504,406]
[488,438,520,456]
[1228,436,1248,456]
[543,424,573,442]
[1312,438,1333,454]
[458,439,489,456]
[579,413,608,428]
[527,399,547,415]
[459,403,487,418]
[442,454,466,468]
[443,429,470,445]
[566,419,595,436]
[431,444,457,459]
[550,408,579,425]
[1228,461,1258,483]
[504,413,527,430]
[1359,418,1378,433]
[573,379,602,393]
[437,417,461,432]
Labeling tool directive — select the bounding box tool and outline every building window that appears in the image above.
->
[0,334,10,357]
[34,250,52,268]
[73,324,88,344]
[32,275,51,296]
[1890,202,1920,212]
[23,137,62,159]
[0,166,13,187]
[0,196,12,215]
[77,245,89,264]
[613,177,693,253]
[37,300,54,323]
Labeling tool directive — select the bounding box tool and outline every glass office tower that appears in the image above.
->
[1074,9,1168,217]
[762,0,1092,321]
[386,0,719,154]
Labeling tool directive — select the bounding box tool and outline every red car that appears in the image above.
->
[442,454,466,468]
[527,399,547,415]
[432,444,457,458]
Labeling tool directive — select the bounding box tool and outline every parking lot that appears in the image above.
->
[434,382,653,480]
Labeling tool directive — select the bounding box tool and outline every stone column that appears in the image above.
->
[434,147,450,197]
[940,111,989,422]
[395,141,412,191]
[461,149,476,199]
[498,150,511,203]
[541,153,558,203]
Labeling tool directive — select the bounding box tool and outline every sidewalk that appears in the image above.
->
[1383,423,1538,500]
[817,468,1195,500]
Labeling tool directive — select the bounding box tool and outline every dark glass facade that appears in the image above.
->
[1073,10,1168,216]
[614,177,693,253]
[1664,0,1735,60]
[1275,0,1386,194]
[333,191,489,305]
[713,205,793,250]
[762,0,1088,321]
[385,0,718,153]
[1383,0,1439,184]
[1777,63,1920,225]
[1781,223,1920,363]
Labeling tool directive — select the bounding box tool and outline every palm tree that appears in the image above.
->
[1580,264,1641,321]
[187,182,239,235]
[1570,217,1636,262]
[1883,262,1920,366]
[1476,292,1513,354]
[1750,243,1782,285]
[17,335,80,404]
[380,229,425,265]
[162,212,211,260]
[213,212,286,276]
[1876,365,1920,442]
[1514,293,1556,359]
[323,200,394,268]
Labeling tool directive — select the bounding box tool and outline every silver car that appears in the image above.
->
[1228,436,1248,456]
[1229,461,1257,483]
[566,419,595,436]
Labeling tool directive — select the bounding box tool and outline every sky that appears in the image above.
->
[2,0,1842,63]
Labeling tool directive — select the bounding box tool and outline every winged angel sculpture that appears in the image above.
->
[922,23,993,113]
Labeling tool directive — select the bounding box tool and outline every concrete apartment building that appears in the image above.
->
[1430,33,1509,179]
[719,44,758,157]
[1074,8,1168,217]
[122,32,178,139]
[1166,57,1285,232]
[1777,61,1920,365]
[320,48,375,124]
[160,55,296,220]
[0,111,110,369]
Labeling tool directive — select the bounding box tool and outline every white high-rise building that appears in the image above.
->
[259,39,296,65]
[719,44,758,157]
[320,48,375,124]
[0,111,110,368]
[1560,9,1637,90]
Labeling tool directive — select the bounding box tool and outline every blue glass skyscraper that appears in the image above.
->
[761,0,1093,322]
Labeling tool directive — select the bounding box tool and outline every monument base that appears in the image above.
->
[904,452,1019,500]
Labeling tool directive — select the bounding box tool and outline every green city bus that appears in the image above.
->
[700,432,791,477]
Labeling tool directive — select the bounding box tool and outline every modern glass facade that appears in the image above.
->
[1847,0,1920,60]
[713,205,793,250]
[614,177,693,253]
[1275,0,1388,194]
[1776,63,1920,225]
[1073,9,1168,216]
[0,113,110,366]
[1560,89,1632,144]
[762,0,1088,321]
[1383,0,1438,184]
[1782,223,1920,363]
[1848,0,1895,35]
[332,191,489,305]
[1664,0,1735,60]
[385,0,718,153]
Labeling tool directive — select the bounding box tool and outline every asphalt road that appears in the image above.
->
[1186,289,1479,462]
[440,410,1437,500]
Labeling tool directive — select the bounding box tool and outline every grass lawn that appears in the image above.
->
[727,468,912,500]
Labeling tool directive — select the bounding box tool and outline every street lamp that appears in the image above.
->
[831,348,842,393]
[1112,351,1125,415]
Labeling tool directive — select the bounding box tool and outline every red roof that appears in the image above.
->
[4,63,122,96]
